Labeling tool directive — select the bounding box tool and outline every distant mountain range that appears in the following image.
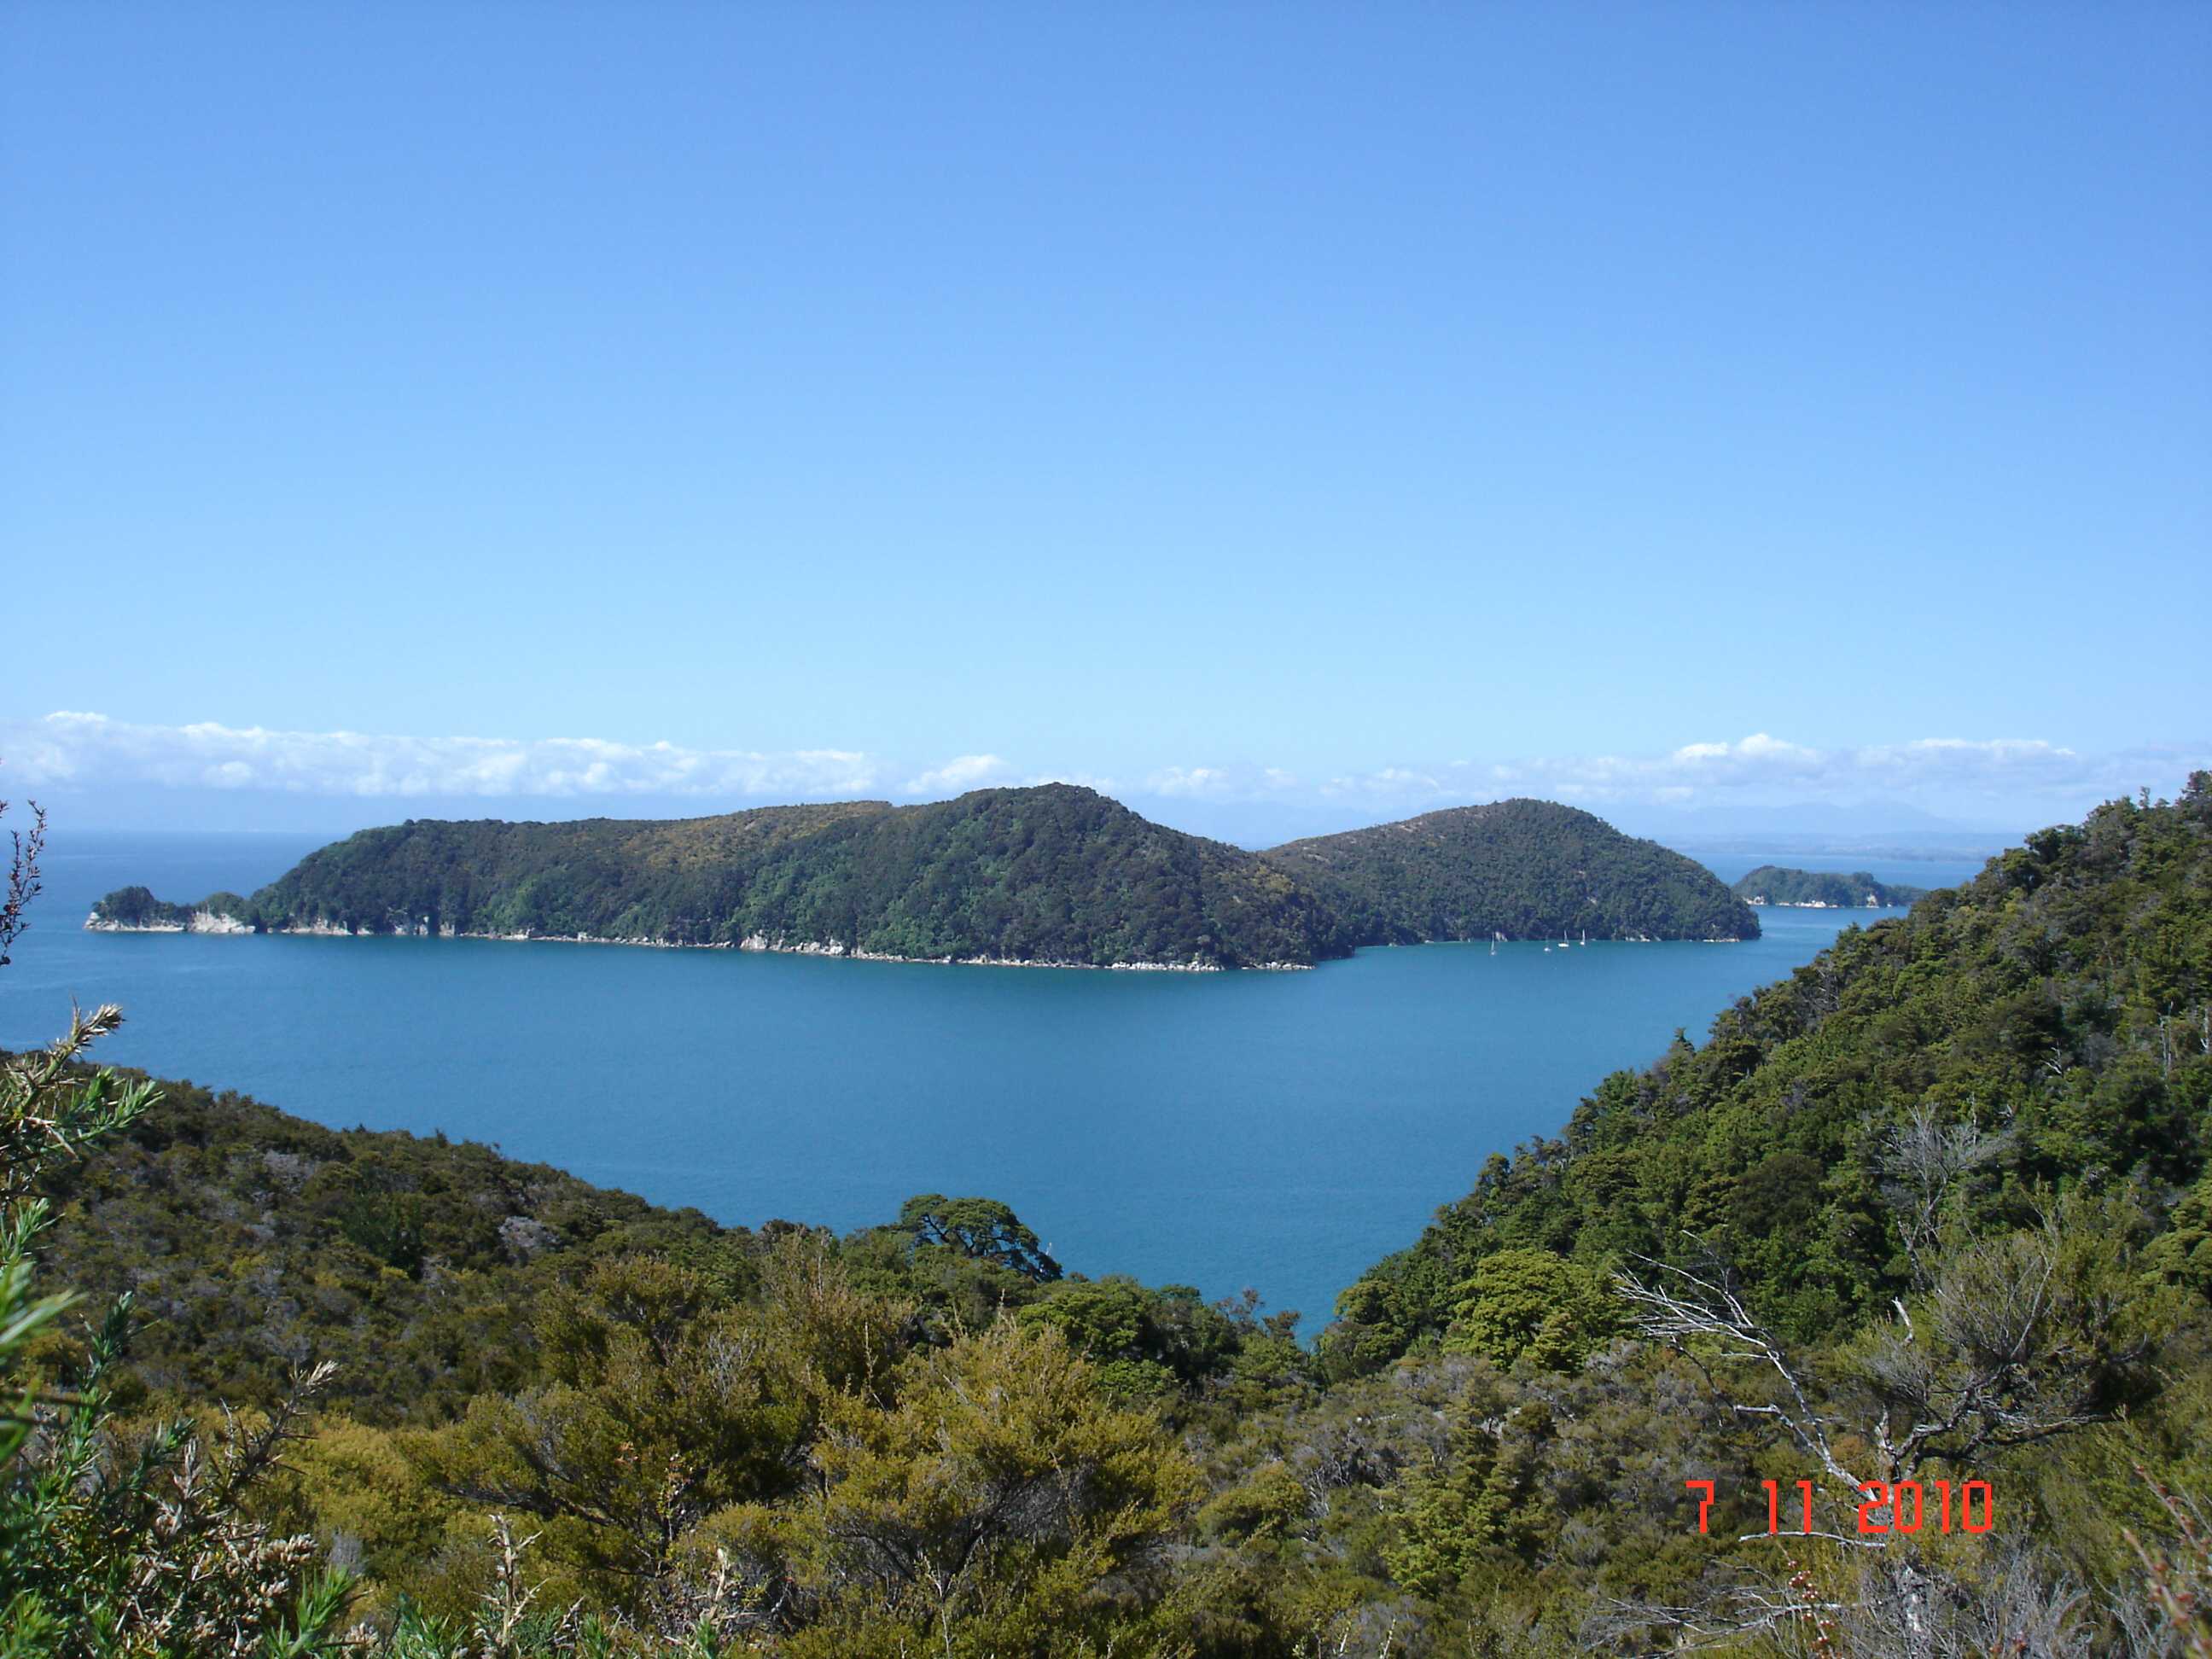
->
[1610,800,2020,861]
[88,785,1759,968]
[1618,799,1977,835]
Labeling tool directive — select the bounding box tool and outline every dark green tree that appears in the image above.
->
[894,1194,1062,1282]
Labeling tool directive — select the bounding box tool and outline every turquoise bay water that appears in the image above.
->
[0,831,1991,1331]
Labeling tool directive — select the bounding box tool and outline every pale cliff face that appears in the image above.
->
[84,908,253,935]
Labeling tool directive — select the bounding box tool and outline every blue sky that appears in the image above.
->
[3,3,2206,838]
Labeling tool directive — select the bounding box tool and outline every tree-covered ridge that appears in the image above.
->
[1731,864,1932,908]
[1327,775,2212,1369]
[94,785,1356,969]
[1262,797,1761,942]
[86,785,1764,965]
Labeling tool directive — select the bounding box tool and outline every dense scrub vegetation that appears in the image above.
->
[1263,798,1761,943]
[12,779,2212,1654]
[1731,864,1931,908]
[1330,779,2211,1363]
[34,1075,742,1424]
[89,786,1756,966]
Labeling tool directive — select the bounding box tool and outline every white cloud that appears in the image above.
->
[1479,733,2185,812]
[1144,765,1313,800]
[900,754,1016,796]
[900,757,1115,798]
[2,713,882,800]
[1022,770,1118,793]
[1130,735,2199,821]
[1144,765,1236,799]
[3,713,2197,825]
[1318,766,1445,801]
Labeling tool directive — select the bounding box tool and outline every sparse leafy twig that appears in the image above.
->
[2122,1467,2212,1657]
[0,794,44,968]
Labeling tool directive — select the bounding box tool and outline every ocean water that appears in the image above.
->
[0,830,1993,1331]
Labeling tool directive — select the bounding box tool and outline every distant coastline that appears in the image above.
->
[83,909,1305,971]
[1739,898,1889,910]
[84,908,1750,956]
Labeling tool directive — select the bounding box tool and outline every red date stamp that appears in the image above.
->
[1685,1478,1994,1536]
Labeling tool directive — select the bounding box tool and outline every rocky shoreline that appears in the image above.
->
[84,910,253,935]
[84,911,1308,971]
[1741,897,1887,909]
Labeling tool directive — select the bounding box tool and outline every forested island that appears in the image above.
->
[86,784,1758,966]
[11,777,2211,1653]
[1729,863,1932,908]
[1263,797,1757,944]
[84,882,254,931]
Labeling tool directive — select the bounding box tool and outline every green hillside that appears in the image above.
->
[32,1070,743,1424]
[1263,797,1760,942]
[1330,777,2211,1361]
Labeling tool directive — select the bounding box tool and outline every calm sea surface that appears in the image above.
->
[0,830,1991,1331]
